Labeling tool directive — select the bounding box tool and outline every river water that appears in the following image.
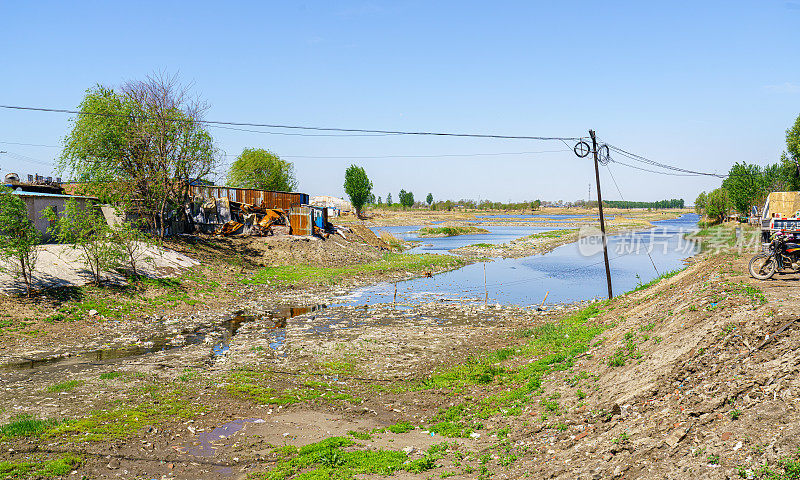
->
[342,214,700,306]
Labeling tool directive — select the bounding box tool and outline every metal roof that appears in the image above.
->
[7,188,98,200]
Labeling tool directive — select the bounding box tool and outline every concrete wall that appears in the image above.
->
[19,196,93,241]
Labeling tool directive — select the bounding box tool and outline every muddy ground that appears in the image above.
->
[6,214,792,480]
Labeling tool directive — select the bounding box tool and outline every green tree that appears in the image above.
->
[705,188,729,223]
[59,74,220,238]
[343,165,373,218]
[386,193,393,206]
[0,189,40,296]
[112,219,153,277]
[226,148,297,191]
[695,191,707,216]
[531,199,541,211]
[47,199,123,285]
[426,193,433,206]
[722,162,764,215]
[377,196,382,205]
[399,189,414,208]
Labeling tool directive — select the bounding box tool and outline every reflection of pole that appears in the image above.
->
[393,282,397,306]
[483,262,488,304]
[590,130,613,299]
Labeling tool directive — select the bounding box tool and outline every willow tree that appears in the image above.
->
[59,73,221,237]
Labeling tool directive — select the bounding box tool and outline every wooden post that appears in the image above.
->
[590,130,613,299]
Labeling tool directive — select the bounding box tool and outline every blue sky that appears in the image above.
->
[1,1,798,203]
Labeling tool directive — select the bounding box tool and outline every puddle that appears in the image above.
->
[1,305,326,372]
[182,418,264,457]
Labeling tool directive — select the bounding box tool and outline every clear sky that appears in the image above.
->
[1,1,799,204]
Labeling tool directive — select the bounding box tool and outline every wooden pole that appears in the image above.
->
[590,130,613,299]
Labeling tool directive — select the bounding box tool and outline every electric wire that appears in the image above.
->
[0,104,581,141]
[604,163,660,276]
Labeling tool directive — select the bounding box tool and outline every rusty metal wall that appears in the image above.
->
[289,207,312,236]
[188,186,308,210]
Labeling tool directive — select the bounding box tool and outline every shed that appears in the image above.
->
[188,185,308,210]
[10,190,98,240]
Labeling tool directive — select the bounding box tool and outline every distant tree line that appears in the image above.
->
[603,199,685,209]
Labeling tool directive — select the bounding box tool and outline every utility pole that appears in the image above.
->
[590,130,613,299]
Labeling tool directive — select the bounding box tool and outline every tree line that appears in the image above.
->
[695,113,800,222]
[603,199,685,209]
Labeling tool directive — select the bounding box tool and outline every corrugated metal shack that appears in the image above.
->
[187,185,311,235]
[187,185,308,211]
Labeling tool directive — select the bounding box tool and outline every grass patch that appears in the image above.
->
[416,305,605,435]
[43,385,203,442]
[245,253,464,286]
[250,436,440,479]
[347,430,372,441]
[524,229,578,240]
[99,371,123,380]
[0,454,81,479]
[417,226,489,237]
[629,269,684,293]
[0,415,58,439]
[226,369,361,406]
[46,380,82,393]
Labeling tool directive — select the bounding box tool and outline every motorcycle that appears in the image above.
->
[748,232,800,280]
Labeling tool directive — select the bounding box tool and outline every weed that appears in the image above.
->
[417,226,489,237]
[250,436,440,479]
[99,371,123,380]
[0,415,57,439]
[386,421,414,434]
[612,432,630,444]
[46,380,82,393]
[576,389,587,400]
[0,454,81,478]
[495,426,510,438]
[730,410,742,420]
[347,430,372,441]
[707,454,720,465]
[246,253,463,286]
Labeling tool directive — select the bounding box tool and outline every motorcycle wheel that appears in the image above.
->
[749,253,777,280]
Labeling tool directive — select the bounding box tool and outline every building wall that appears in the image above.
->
[20,196,93,241]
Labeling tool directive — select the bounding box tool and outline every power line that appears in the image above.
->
[278,149,571,159]
[0,104,581,141]
[208,124,401,138]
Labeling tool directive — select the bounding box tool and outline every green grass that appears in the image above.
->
[226,369,361,406]
[415,305,606,435]
[249,436,441,480]
[747,447,800,479]
[0,415,58,439]
[245,253,464,286]
[99,371,123,380]
[417,226,489,237]
[629,269,684,293]
[523,229,578,240]
[0,454,81,479]
[46,380,82,393]
[347,430,372,441]
[42,385,203,442]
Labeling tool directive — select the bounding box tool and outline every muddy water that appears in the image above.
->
[0,306,325,372]
[342,214,700,306]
